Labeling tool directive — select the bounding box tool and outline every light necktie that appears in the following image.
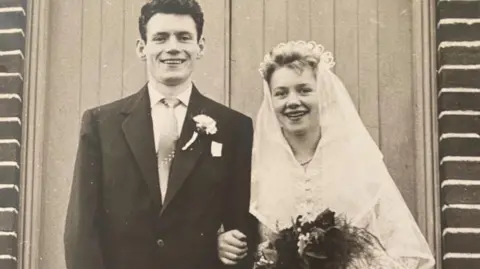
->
[157,97,181,203]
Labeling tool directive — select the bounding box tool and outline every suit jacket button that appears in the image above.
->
[156,239,165,247]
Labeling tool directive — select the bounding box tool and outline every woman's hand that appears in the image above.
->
[218,229,248,265]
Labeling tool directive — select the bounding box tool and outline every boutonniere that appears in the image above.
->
[181,114,218,151]
[193,114,218,135]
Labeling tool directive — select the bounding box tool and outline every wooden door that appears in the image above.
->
[37,1,426,268]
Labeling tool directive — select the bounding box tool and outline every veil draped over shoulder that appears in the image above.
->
[250,41,435,269]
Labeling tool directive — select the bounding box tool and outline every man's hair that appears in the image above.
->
[139,0,204,42]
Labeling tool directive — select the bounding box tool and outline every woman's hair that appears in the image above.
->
[259,41,326,85]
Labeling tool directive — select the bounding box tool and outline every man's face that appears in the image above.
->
[137,13,204,86]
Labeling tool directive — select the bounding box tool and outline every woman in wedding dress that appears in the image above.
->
[218,41,435,269]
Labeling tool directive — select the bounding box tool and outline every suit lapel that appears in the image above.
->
[121,86,162,211]
[160,86,208,215]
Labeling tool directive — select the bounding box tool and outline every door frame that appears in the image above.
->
[20,0,441,268]
[20,0,50,268]
[411,0,442,267]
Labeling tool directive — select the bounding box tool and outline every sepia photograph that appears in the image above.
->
[0,0,478,268]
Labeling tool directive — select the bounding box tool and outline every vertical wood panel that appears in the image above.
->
[310,0,335,55]
[378,0,416,216]
[287,0,310,40]
[230,0,264,118]
[358,0,379,145]
[334,0,359,109]
[191,0,227,103]
[40,0,82,268]
[412,0,439,248]
[81,0,102,113]
[122,0,146,97]
[99,0,124,104]
[264,0,287,53]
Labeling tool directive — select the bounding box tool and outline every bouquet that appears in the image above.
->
[254,209,380,269]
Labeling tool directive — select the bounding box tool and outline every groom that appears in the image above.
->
[64,1,253,269]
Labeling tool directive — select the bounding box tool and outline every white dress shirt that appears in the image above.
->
[148,82,192,153]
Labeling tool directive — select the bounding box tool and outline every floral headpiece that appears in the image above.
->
[258,40,336,79]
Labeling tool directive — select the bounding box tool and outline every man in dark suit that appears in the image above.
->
[64,1,253,269]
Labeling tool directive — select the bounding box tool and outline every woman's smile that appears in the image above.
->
[283,109,309,121]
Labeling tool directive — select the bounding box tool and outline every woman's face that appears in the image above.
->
[269,66,320,135]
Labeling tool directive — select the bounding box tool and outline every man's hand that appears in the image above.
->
[218,229,248,265]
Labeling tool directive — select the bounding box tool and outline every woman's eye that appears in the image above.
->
[300,87,313,94]
[274,91,287,97]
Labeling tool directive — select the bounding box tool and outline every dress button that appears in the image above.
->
[156,239,165,247]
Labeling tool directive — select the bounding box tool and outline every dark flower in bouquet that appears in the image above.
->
[255,209,380,269]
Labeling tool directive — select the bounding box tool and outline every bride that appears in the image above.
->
[218,41,435,268]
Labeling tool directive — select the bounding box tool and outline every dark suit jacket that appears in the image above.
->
[64,85,254,269]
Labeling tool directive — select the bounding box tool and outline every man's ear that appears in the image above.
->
[136,38,147,61]
[197,36,206,59]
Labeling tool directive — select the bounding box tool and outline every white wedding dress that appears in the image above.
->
[250,42,435,269]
